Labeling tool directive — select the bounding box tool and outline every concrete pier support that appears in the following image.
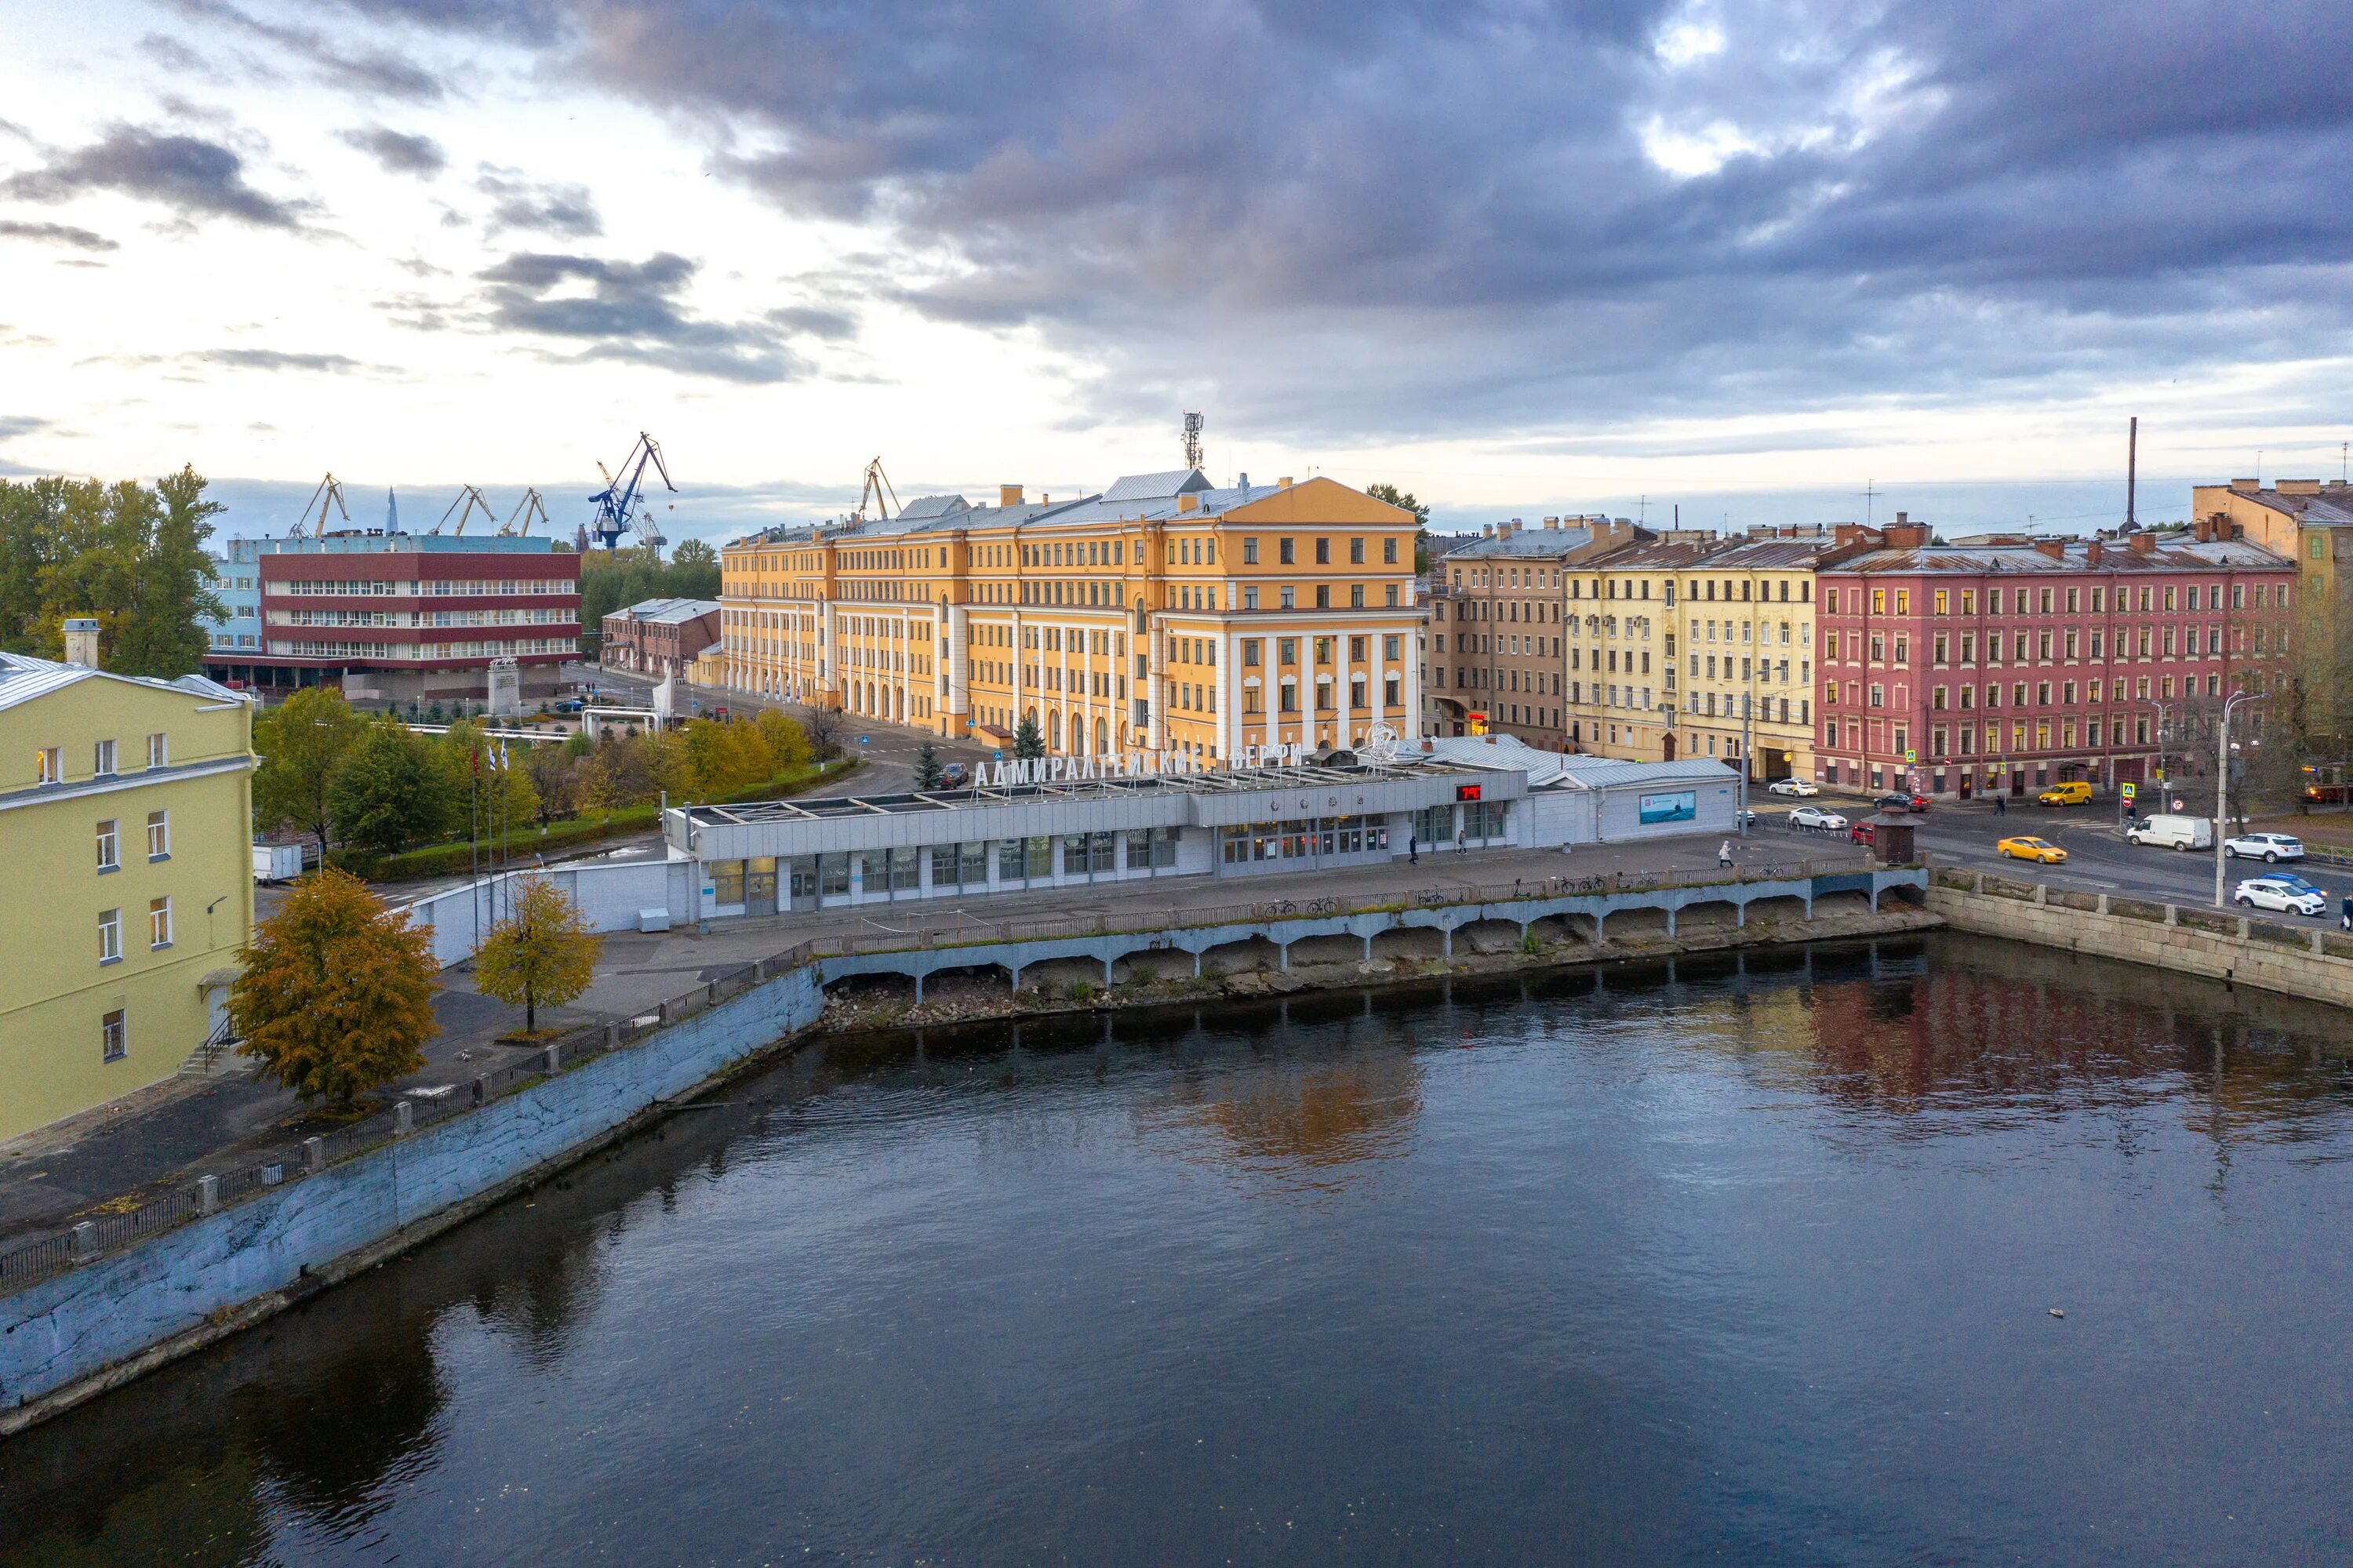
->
[1278,942,1291,971]
[914,972,926,1004]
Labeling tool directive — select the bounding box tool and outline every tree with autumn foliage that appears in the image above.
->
[231,868,437,1111]
[473,875,602,1034]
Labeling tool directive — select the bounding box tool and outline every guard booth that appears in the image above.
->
[1871,811,1918,864]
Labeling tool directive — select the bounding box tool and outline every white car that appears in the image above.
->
[1768,779,1820,797]
[2235,876,2326,916]
[2224,831,2306,864]
[1789,805,1847,831]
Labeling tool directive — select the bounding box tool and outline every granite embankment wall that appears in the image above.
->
[0,966,824,1436]
[1929,870,2353,1008]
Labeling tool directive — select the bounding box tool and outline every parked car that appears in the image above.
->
[1849,820,1875,846]
[252,842,305,883]
[2037,780,2094,806]
[553,697,584,714]
[1997,835,2068,864]
[1768,779,1820,797]
[2235,876,2326,916]
[1789,806,1847,831]
[1874,791,1929,813]
[2224,831,2307,864]
[940,762,969,786]
[2126,813,2213,851]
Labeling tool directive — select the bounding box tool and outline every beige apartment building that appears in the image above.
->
[716,467,1422,766]
[1427,516,1642,745]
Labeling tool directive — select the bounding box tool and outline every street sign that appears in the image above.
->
[860,735,870,746]
[2120,782,2137,801]
[1904,748,1916,764]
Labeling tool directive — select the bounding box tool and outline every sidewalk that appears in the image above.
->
[0,830,1809,1244]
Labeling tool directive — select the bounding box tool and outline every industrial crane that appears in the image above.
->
[293,471,349,538]
[590,431,675,551]
[847,456,897,525]
[430,484,496,536]
[500,487,551,537]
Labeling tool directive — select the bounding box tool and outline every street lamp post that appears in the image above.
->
[2141,697,2173,822]
[2214,690,2267,908]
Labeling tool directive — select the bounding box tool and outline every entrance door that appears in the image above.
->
[745,856,777,917]
[1662,732,1677,761]
[2010,769,2027,796]
[789,858,820,911]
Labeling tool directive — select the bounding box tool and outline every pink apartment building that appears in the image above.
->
[1816,517,2296,798]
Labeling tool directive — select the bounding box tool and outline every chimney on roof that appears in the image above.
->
[2034,538,2065,559]
[1543,516,1559,529]
[2278,478,2322,495]
[2129,530,2156,555]
[999,484,1024,508]
[1882,518,1932,548]
[1278,475,1293,488]
[2231,478,2260,490]
[1176,493,1198,513]
[1833,524,1870,548]
[2085,539,2104,566]
[1483,523,1495,538]
[1237,472,1249,490]
[61,617,100,669]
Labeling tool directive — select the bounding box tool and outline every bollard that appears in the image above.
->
[542,1042,561,1075]
[604,1022,621,1050]
[197,1173,218,1214]
[395,1100,413,1136]
[304,1135,325,1174]
[70,1221,97,1261]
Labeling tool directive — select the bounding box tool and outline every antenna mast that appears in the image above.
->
[1181,411,1204,471]
[2125,416,2138,529]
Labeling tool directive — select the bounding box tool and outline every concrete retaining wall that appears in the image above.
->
[405,858,692,967]
[0,964,822,1429]
[1929,882,2353,1008]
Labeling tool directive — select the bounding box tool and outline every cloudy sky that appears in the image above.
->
[2,0,2349,540]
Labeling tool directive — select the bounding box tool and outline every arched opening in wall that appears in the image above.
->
[820,970,918,1022]
[1050,711,1064,748]
[1200,935,1282,975]
[1111,947,1195,986]
[1662,732,1678,761]
[916,962,1016,1013]
[1457,918,1527,955]
[1677,897,1740,933]
[1526,912,1595,948]
[1369,926,1444,962]
[1743,895,1808,928]
[1883,883,1926,910]
[1096,717,1109,753]
[1607,907,1671,941]
[1285,933,1365,967]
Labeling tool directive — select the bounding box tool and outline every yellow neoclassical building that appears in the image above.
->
[1564,527,1827,780]
[717,468,1423,766]
[1,633,257,1142]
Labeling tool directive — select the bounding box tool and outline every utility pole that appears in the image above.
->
[2215,690,2266,908]
[2125,417,2138,529]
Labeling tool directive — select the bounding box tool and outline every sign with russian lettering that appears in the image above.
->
[1638,790,1697,824]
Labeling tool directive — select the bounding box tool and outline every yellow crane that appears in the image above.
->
[293,471,349,538]
[500,487,551,537]
[431,485,496,536]
[848,457,897,525]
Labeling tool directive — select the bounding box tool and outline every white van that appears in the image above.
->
[2126,813,2213,851]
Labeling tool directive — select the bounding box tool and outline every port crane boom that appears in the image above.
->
[590,431,675,550]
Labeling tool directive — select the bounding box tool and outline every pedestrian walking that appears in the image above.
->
[1718,839,1734,868]
[2340,893,2351,933]
[1456,828,1466,854]
[1409,833,1419,865]
[1995,793,2007,817]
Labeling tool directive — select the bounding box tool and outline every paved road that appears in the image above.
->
[1745,791,2353,931]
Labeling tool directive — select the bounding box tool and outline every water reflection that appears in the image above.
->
[5,932,2351,1567]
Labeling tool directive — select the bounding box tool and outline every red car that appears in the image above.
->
[1849,820,1877,846]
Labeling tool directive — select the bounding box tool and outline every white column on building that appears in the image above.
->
[943,601,962,722]
[1336,628,1355,750]
[1146,613,1164,755]
[1406,613,1424,738]
[1217,628,1238,763]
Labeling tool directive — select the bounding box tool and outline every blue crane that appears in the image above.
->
[589,431,675,551]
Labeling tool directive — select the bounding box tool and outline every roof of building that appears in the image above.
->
[607,597,721,625]
[1690,535,1840,569]
[1583,538,1725,572]
[1420,733,1740,791]
[1437,522,1606,561]
[2212,482,2353,526]
[0,651,249,715]
[1826,536,2293,575]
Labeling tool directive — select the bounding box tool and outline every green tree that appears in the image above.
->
[329,719,442,856]
[474,875,602,1033]
[667,537,720,597]
[802,704,843,761]
[913,740,944,789]
[116,465,226,676]
[1366,482,1433,573]
[755,708,809,771]
[231,869,437,1111]
[254,687,364,864]
[0,467,224,673]
[1014,714,1045,760]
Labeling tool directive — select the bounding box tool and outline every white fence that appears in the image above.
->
[402,857,696,967]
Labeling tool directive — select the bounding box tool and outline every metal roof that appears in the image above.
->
[1438,526,1600,561]
[1418,733,1740,791]
[0,651,251,715]
[1101,468,1213,504]
[610,597,720,624]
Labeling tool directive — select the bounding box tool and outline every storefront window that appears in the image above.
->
[820,854,851,897]
[890,846,919,890]
[707,859,744,904]
[999,838,1026,883]
[1027,836,1052,878]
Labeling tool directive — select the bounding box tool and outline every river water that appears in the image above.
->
[6,933,2352,1566]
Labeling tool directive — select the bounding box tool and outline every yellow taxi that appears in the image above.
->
[2036,780,2094,806]
[1998,835,2068,864]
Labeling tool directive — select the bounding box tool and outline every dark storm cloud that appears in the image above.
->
[472,251,809,382]
[0,219,119,251]
[340,0,2353,436]
[1,125,311,229]
[198,348,373,372]
[340,126,446,177]
[475,166,601,237]
[162,0,445,100]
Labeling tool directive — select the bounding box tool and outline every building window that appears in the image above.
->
[1315,586,1330,609]
[1280,538,1296,565]
[96,817,119,871]
[150,897,173,949]
[36,746,61,784]
[93,738,117,776]
[101,1009,126,1063]
[1351,584,1366,609]
[147,809,170,860]
[1315,538,1331,565]
[146,732,168,769]
[1243,538,1259,564]
[1384,538,1398,564]
[99,908,122,964]
[1243,587,1260,611]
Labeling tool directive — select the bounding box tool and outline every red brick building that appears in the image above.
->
[1816,517,2295,798]
[602,597,723,680]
